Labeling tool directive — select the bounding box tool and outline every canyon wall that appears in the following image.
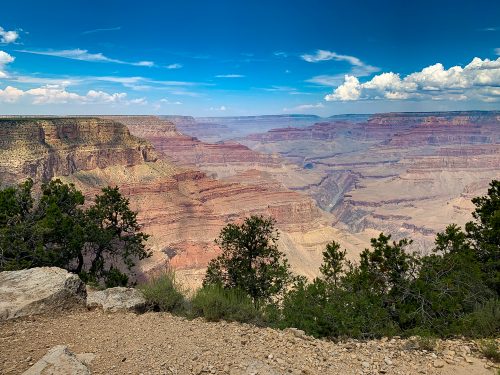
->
[230,111,500,252]
[0,117,344,286]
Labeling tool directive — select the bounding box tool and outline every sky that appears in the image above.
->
[0,0,500,116]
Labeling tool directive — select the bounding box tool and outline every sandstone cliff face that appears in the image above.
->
[110,115,283,170]
[0,118,157,184]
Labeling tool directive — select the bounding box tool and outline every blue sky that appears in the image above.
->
[0,0,500,116]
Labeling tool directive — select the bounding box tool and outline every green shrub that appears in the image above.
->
[478,339,500,363]
[408,335,438,351]
[280,278,399,339]
[458,299,500,337]
[191,284,262,323]
[139,270,186,314]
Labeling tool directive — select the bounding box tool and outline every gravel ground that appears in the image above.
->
[0,309,498,375]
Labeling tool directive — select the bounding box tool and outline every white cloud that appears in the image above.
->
[166,63,183,69]
[135,61,154,67]
[0,83,134,105]
[325,75,362,101]
[215,74,245,78]
[17,49,154,67]
[0,86,24,102]
[303,50,380,87]
[496,48,500,56]
[85,89,127,103]
[274,51,288,58]
[283,103,324,112]
[210,105,226,111]
[0,50,15,78]
[26,85,85,104]
[301,49,364,65]
[159,98,182,105]
[0,27,19,44]
[81,26,121,35]
[306,74,345,87]
[326,57,500,103]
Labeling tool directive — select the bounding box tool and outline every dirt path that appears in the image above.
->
[0,310,497,375]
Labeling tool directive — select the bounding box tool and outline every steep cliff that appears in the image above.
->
[0,117,158,184]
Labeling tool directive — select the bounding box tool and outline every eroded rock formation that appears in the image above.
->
[0,117,338,285]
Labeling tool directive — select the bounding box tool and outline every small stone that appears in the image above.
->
[433,360,445,368]
[384,357,392,366]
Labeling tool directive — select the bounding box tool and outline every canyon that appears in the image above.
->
[0,112,499,285]
[164,111,500,253]
[0,117,349,286]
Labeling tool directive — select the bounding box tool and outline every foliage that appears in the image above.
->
[478,339,500,363]
[465,180,500,294]
[203,215,293,305]
[0,179,150,286]
[319,241,346,286]
[275,181,500,339]
[191,284,262,323]
[82,186,151,284]
[139,270,186,313]
[458,299,500,338]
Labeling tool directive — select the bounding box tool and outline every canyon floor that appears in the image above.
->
[0,309,497,375]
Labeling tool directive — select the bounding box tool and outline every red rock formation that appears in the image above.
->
[0,117,329,283]
[109,115,282,169]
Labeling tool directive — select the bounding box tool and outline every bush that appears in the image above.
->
[478,339,500,363]
[191,284,262,323]
[458,299,500,337]
[139,270,186,314]
[204,216,293,305]
[406,335,438,351]
[280,278,399,339]
[0,179,151,287]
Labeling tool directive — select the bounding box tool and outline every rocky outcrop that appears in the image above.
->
[86,287,146,312]
[116,115,282,169]
[0,267,86,320]
[22,345,93,375]
[0,117,157,184]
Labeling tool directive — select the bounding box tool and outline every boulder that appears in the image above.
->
[22,345,92,375]
[86,287,146,312]
[0,267,86,321]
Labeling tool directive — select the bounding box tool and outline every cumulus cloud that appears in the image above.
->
[0,86,24,102]
[0,27,19,44]
[17,49,154,67]
[0,83,134,105]
[215,74,245,78]
[496,48,500,56]
[0,51,15,78]
[325,57,500,102]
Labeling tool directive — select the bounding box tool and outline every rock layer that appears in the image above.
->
[0,117,335,283]
[233,111,500,251]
